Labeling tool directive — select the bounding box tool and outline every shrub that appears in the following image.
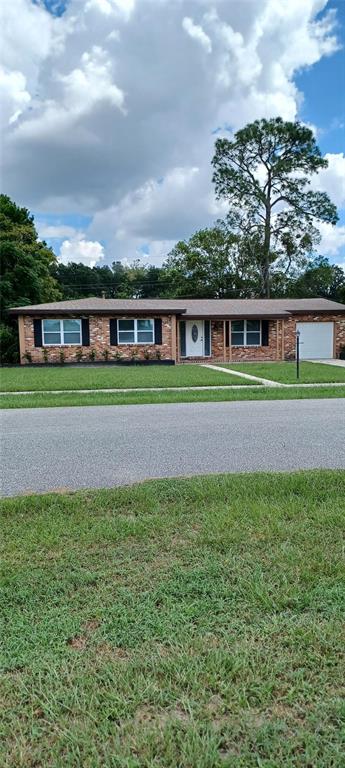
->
[59,350,65,365]
[102,349,110,362]
[155,348,162,360]
[75,348,83,363]
[114,350,122,361]
[143,348,151,360]
[42,348,49,364]
[0,324,18,364]
[89,349,96,362]
[22,350,32,364]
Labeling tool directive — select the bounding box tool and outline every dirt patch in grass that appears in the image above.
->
[134,704,190,728]
[67,635,87,651]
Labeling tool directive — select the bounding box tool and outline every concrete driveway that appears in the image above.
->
[1,399,345,497]
[310,359,345,367]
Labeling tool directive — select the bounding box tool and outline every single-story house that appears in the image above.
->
[9,297,345,364]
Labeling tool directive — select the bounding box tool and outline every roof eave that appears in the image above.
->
[288,308,345,315]
[8,307,188,317]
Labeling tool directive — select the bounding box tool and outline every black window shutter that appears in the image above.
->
[204,320,211,356]
[262,319,269,346]
[33,319,42,347]
[154,318,162,344]
[180,321,186,357]
[81,318,90,346]
[109,319,118,346]
[225,321,229,348]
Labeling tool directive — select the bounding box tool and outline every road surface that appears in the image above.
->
[1,399,344,497]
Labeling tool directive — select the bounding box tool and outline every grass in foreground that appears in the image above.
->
[1,470,345,767]
[218,361,345,384]
[0,364,252,393]
[1,385,345,408]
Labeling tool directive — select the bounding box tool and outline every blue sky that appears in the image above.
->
[2,0,345,269]
[296,0,345,233]
[296,0,344,153]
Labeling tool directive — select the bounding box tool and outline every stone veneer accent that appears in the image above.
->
[20,312,345,364]
[21,315,174,364]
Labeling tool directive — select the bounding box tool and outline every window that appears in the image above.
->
[42,318,81,346]
[118,318,154,344]
[231,319,261,346]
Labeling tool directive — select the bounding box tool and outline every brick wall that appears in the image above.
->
[21,315,174,364]
[283,313,345,360]
[211,321,225,360]
[20,312,345,364]
[228,319,280,362]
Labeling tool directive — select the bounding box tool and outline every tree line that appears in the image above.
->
[1,117,344,362]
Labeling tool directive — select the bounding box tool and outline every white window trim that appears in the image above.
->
[118,318,155,345]
[42,318,82,346]
[231,319,262,347]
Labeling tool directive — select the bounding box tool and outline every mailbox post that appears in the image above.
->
[296,329,300,380]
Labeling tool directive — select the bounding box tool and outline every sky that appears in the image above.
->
[1,0,345,272]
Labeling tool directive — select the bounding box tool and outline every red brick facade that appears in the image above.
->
[21,315,174,364]
[282,313,345,360]
[19,312,345,364]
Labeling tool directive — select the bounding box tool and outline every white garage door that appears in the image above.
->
[296,322,334,360]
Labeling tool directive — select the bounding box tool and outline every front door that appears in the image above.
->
[185,320,204,357]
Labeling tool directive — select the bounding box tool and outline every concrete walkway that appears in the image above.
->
[1,382,345,396]
[310,359,345,367]
[0,384,262,396]
[201,363,287,386]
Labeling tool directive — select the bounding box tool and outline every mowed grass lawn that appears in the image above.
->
[0,364,253,393]
[1,384,345,409]
[218,361,345,384]
[2,470,345,767]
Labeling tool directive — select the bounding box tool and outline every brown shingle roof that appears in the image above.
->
[9,296,345,317]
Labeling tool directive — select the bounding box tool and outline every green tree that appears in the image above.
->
[212,118,338,297]
[54,262,101,298]
[286,256,345,302]
[0,195,61,362]
[163,226,256,297]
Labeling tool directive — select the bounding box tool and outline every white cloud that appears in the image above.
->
[182,17,212,54]
[86,0,136,20]
[89,163,222,263]
[59,235,105,267]
[0,67,31,128]
[312,153,345,208]
[0,0,343,266]
[37,224,79,240]
[14,45,125,141]
[318,222,345,257]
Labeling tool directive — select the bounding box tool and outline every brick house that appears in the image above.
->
[10,297,345,364]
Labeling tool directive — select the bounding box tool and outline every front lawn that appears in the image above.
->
[1,470,345,767]
[1,384,345,408]
[0,364,252,392]
[217,361,345,384]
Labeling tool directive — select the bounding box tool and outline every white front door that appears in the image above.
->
[296,322,334,359]
[185,320,204,356]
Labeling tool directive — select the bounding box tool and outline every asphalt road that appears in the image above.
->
[1,399,345,497]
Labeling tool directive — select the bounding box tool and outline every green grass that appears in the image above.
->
[1,385,344,408]
[0,364,252,393]
[1,470,345,767]
[218,361,345,384]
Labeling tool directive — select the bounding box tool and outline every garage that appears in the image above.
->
[296,321,334,359]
